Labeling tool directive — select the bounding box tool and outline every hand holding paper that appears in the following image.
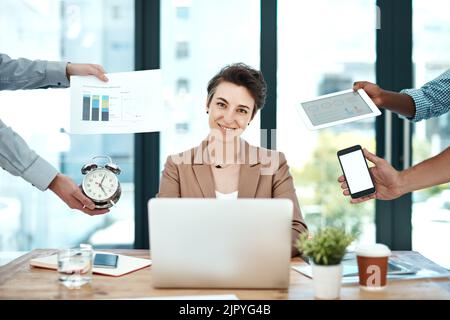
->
[67,63,109,82]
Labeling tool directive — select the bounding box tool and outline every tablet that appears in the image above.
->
[297,89,381,130]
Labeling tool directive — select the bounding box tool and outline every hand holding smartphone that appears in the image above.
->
[337,145,375,199]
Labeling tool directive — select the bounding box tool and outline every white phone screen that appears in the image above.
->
[339,150,374,193]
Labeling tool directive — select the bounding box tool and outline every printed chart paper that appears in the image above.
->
[69,69,164,134]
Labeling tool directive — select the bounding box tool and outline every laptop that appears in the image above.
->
[148,198,293,289]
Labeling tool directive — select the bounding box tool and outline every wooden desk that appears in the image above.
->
[0,250,449,300]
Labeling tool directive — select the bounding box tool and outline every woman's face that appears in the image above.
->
[207,81,255,141]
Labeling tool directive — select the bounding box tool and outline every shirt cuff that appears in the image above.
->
[399,88,427,122]
[21,156,58,191]
[45,61,70,88]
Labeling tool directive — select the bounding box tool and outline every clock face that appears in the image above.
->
[82,168,119,201]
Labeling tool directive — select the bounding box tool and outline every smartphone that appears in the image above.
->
[337,145,376,199]
[93,253,119,268]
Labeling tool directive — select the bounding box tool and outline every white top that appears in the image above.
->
[355,244,391,257]
[215,190,238,200]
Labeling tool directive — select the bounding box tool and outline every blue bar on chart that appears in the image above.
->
[82,94,91,120]
[91,95,100,121]
[102,95,109,121]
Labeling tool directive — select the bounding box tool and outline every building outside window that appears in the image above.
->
[277,0,377,245]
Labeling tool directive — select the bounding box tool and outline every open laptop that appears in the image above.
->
[148,198,293,289]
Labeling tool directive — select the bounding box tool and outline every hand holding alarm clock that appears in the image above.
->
[81,155,121,209]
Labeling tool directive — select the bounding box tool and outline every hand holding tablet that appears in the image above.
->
[297,89,381,130]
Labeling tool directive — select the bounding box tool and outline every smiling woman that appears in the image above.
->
[157,63,308,257]
[206,63,266,142]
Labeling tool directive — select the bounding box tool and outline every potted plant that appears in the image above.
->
[296,227,356,299]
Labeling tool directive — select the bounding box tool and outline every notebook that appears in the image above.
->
[30,251,151,277]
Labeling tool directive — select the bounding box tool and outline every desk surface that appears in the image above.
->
[0,249,449,300]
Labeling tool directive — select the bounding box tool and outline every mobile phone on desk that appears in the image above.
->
[93,253,119,268]
[337,145,376,199]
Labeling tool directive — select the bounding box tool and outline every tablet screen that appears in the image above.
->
[301,91,373,126]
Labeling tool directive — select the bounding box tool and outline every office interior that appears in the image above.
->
[0,0,448,270]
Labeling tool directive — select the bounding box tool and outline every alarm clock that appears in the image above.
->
[81,156,121,209]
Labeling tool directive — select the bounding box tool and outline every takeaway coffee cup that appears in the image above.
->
[355,244,391,291]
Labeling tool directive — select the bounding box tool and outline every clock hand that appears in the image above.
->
[100,174,106,187]
[99,184,107,195]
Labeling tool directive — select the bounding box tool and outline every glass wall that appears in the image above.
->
[411,0,450,268]
[0,0,135,250]
[277,0,377,244]
[160,0,261,165]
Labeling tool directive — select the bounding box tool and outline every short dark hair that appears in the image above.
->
[207,63,267,118]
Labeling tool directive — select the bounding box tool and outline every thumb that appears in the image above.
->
[363,148,381,165]
[90,65,108,82]
[93,64,109,81]
[72,187,96,210]
[353,81,369,91]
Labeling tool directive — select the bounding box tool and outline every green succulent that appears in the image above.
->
[296,227,356,266]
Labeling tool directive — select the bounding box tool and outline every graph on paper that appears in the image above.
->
[82,94,110,121]
[70,70,164,134]
[81,90,142,122]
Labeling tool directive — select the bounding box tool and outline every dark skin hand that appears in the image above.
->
[353,81,416,118]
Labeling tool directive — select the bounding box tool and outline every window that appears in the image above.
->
[0,0,135,251]
[161,0,261,166]
[411,0,450,268]
[176,78,190,94]
[175,41,190,59]
[176,6,190,20]
[277,0,377,243]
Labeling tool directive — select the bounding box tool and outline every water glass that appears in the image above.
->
[57,245,93,289]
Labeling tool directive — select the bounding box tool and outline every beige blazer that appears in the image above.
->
[157,139,308,257]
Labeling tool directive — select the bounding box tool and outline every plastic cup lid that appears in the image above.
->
[355,243,391,257]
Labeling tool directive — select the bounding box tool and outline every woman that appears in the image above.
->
[158,63,308,257]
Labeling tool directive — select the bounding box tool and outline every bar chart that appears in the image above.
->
[81,94,110,121]
[102,95,109,121]
[70,69,163,134]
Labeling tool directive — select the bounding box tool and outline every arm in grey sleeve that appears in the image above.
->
[0,119,58,191]
[0,53,69,90]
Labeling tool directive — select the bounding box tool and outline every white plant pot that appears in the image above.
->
[311,263,343,300]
